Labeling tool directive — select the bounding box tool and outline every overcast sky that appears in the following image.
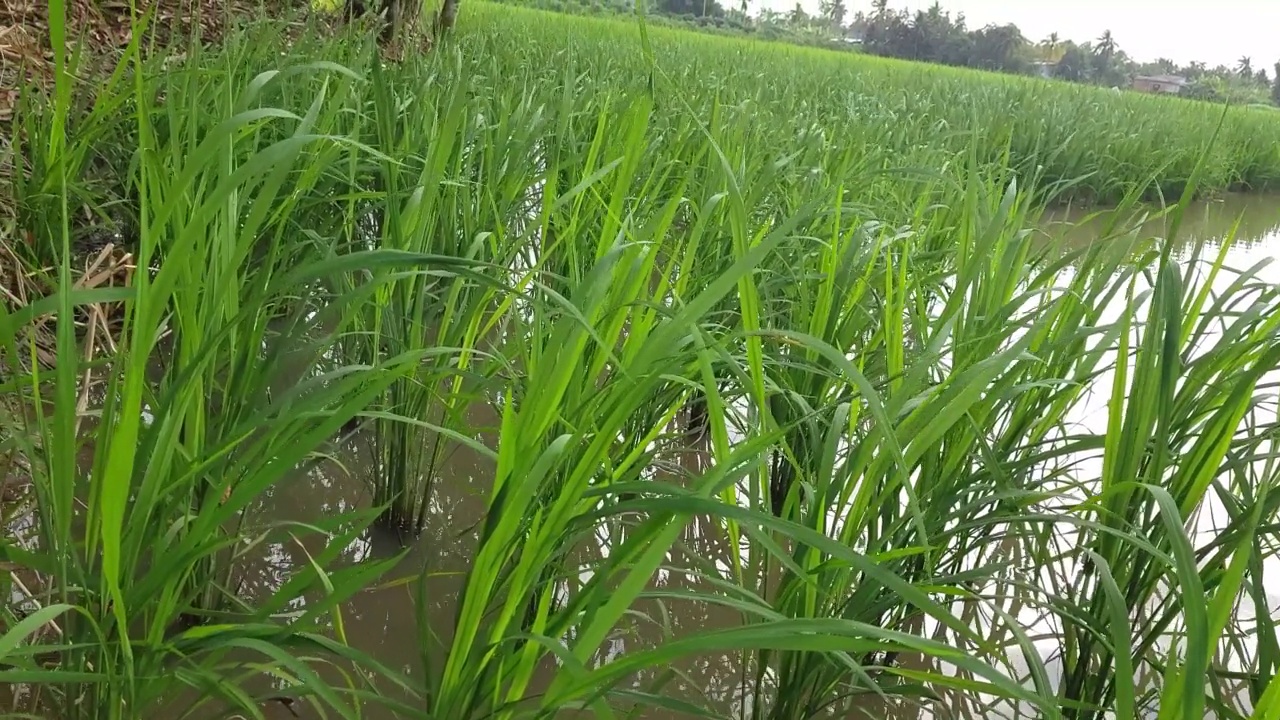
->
[753,0,1280,69]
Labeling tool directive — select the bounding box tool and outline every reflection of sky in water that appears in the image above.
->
[217,195,1280,720]
[972,195,1280,720]
[1045,193,1280,253]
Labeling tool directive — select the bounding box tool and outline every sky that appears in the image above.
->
[753,0,1280,69]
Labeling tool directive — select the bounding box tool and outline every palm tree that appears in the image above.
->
[789,1,807,27]
[1095,30,1116,59]
[1039,32,1061,61]
[1237,56,1254,78]
[820,0,847,30]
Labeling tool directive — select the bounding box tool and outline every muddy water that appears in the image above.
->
[240,194,1280,719]
[1043,192,1280,253]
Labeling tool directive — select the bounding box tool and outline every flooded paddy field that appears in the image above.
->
[6,6,1280,718]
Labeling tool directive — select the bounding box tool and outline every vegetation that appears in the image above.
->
[491,0,857,50]
[853,4,1280,104]
[855,1,1032,75]
[3,3,1280,720]
[1272,62,1280,107]
[492,0,1280,109]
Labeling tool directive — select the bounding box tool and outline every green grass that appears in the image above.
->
[501,3,1280,202]
[2,2,1280,719]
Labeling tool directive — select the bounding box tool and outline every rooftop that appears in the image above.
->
[1135,74,1188,85]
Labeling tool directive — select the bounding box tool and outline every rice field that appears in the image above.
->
[2,3,1280,719]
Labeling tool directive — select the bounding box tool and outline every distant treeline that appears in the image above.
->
[851,1,1280,107]
[501,0,1280,108]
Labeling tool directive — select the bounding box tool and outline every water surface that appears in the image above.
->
[237,193,1280,718]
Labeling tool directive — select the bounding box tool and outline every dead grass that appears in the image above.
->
[0,232,135,370]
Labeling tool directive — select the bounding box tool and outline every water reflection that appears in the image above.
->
[1044,192,1280,252]
[1026,192,1280,720]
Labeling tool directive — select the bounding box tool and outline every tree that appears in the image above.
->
[1090,31,1127,86]
[437,0,459,34]
[1039,32,1061,61]
[1095,30,1116,60]
[1272,62,1280,106]
[1238,56,1254,78]
[846,9,870,37]
[1185,81,1223,102]
[911,4,971,65]
[787,1,808,27]
[819,0,847,31]
[656,0,724,16]
[969,23,1027,73]
[859,2,965,64]
[345,0,404,44]
[1054,42,1092,82]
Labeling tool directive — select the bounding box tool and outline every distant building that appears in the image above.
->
[1132,75,1188,94]
[1032,61,1056,79]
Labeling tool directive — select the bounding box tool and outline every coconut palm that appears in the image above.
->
[788,1,807,27]
[1095,29,1116,59]
[819,0,846,30]
[1039,32,1061,61]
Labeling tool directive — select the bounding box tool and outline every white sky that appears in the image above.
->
[753,0,1280,69]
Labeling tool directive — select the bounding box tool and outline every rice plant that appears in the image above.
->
[5,2,1280,720]
[0,16,421,719]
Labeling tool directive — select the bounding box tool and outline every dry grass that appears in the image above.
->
[0,235,133,370]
